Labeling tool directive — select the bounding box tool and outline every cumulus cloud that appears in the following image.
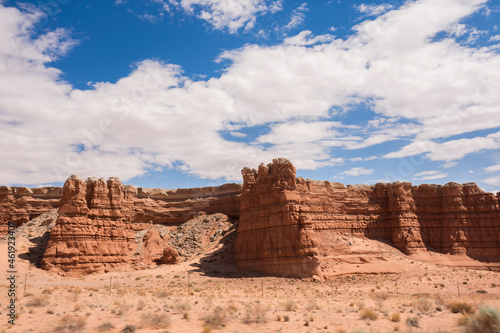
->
[340,167,374,176]
[1,0,500,185]
[356,3,393,17]
[170,0,283,33]
[483,175,500,186]
[413,170,448,180]
[485,164,500,172]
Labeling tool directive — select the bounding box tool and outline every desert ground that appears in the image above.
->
[1,221,499,333]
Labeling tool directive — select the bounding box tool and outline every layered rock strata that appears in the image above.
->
[235,159,322,278]
[39,176,241,275]
[0,186,61,235]
[0,181,241,236]
[40,176,137,274]
[234,159,500,278]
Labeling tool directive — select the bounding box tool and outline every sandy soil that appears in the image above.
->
[1,229,499,333]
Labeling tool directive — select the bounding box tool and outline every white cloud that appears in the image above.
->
[340,167,374,176]
[1,0,500,185]
[485,164,500,172]
[138,13,163,24]
[284,30,335,46]
[284,2,308,31]
[171,0,283,33]
[442,161,458,168]
[490,34,500,42]
[356,3,393,17]
[483,175,500,186]
[414,170,448,180]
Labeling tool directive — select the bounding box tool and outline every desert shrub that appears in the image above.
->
[360,309,378,321]
[121,325,136,333]
[464,305,500,333]
[476,290,488,294]
[406,316,419,328]
[26,296,49,307]
[243,303,268,324]
[97,322,115,331]
[155,290,172,298]
[136,299,145,310]
[174,301,192,312]
[73,303,84,312]
[391,313,401,322]
[42,288,53,295]
[448,301,475,314]
[54,315,87,332]
[202,326,212,333]
[458,315,470,326]
[203,306,229,329]
[284,299,297,311]
[140,312,170,328]
[414,297,433,312]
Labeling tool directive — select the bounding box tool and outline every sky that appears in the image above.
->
[0,0,500,191]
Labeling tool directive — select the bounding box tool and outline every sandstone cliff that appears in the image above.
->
[0,186,60,235]
[3,158,500,278]
[234,159,500,278]
[234,158,322,278]
[39,175,241,275]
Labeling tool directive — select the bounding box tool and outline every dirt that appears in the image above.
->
[1,216,499,333]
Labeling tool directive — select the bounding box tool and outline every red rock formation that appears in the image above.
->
[235,158,322,278]
[4,158,500,277]
[234,159,500,278]
[0,186,60,235]
[39,175,242,275]
[41,176,136,275]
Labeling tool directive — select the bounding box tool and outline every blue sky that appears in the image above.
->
[1,0,500,192]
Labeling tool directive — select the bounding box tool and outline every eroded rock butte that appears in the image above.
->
[2,158,499,277]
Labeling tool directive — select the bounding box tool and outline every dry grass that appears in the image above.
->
[463,305,500,333]
[54,315,87,332]
[203,306,229,329]
[448,301,475,314]
[242,303,268,324]
[391,313,401,322]
[414,297,433,313]
[284,299,297,311]
[26,295,49,307]
[96,322,115,331]
[140,312,171,329]
[360,309,378,320]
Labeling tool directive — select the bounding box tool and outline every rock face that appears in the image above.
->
[0,186,61,235]
[234,159,500,278]
[235,158,322,278]
[41,176,136,275]
[39,175,242,275]
[3,158,500,277]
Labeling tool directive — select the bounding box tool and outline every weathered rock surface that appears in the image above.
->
[234,159,500,278]
[3,158,500,277]
[0,186,60,235]
[41,176,136,275]
[38,175,241,275]
[235,158,322,278]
